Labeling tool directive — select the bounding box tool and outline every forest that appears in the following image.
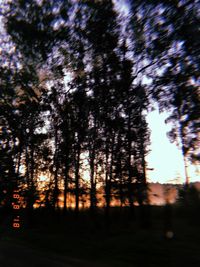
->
[0,0,200,266]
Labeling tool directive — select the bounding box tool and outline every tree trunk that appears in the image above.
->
[105,136,110,231]
[53,126,59,211]
[127,110,135,219]
[63,156,69,215]
[90,147,96,214]
[89,118,97,214]
[75,143,81,214]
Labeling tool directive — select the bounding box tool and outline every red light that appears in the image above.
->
[13,223,20,228]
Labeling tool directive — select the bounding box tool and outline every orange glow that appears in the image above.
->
[13,204,20,209]
[13,223,20,228]
[13,194,20,199]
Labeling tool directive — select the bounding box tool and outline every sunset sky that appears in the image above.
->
[146,108,200,184]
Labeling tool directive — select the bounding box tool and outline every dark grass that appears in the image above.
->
[0,204,200,266]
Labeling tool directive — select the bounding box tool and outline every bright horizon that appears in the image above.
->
[38,108,200,186]
[146,108,200,184]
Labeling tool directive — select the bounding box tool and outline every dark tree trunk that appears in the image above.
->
[89,118,97,215]
[63,156,69,215]
[53,126,59,211]
[75,143,81,214]
[127,110,135,219]
[105,137,110,231]
[90,147,96,214]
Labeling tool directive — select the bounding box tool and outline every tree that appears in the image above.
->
[128,0,200,186]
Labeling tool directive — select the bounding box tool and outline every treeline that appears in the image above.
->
[0,0,199,220]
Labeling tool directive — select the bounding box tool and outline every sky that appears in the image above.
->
[146,108,200,184]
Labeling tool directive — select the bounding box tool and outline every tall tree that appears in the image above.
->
[128,0,200,186]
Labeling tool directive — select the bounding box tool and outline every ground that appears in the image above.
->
[0,205,200,267]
